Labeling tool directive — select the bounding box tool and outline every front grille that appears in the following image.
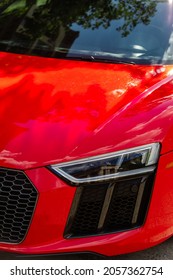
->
[0,168,37,243]
[64,175,154,238]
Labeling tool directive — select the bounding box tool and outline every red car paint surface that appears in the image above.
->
[1,51,173,256]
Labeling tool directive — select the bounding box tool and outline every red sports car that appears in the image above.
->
[0,0,173,257]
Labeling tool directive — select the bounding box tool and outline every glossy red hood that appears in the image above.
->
[0,52,173,169]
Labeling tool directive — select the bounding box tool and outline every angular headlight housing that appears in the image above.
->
[50,143,160,185]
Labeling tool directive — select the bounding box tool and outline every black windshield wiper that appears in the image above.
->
[65,51,136,65]
[76,55,136,65]
[0,42,136,64]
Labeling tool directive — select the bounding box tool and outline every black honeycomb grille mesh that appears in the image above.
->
[65,176,153,238]
[0,168,37,243]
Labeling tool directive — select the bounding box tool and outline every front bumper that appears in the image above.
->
[0,151,173,257]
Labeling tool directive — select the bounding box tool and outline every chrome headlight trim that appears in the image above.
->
[50,143,160,185]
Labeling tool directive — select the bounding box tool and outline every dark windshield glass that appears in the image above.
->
[0,0,173,65]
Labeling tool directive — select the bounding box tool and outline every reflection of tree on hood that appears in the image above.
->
[0,0,157,41]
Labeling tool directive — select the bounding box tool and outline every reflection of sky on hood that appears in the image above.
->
[0,149,37,168]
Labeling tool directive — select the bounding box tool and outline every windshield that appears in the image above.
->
[0,0,173,65]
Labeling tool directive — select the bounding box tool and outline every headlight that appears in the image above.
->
[50,143,160,185]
